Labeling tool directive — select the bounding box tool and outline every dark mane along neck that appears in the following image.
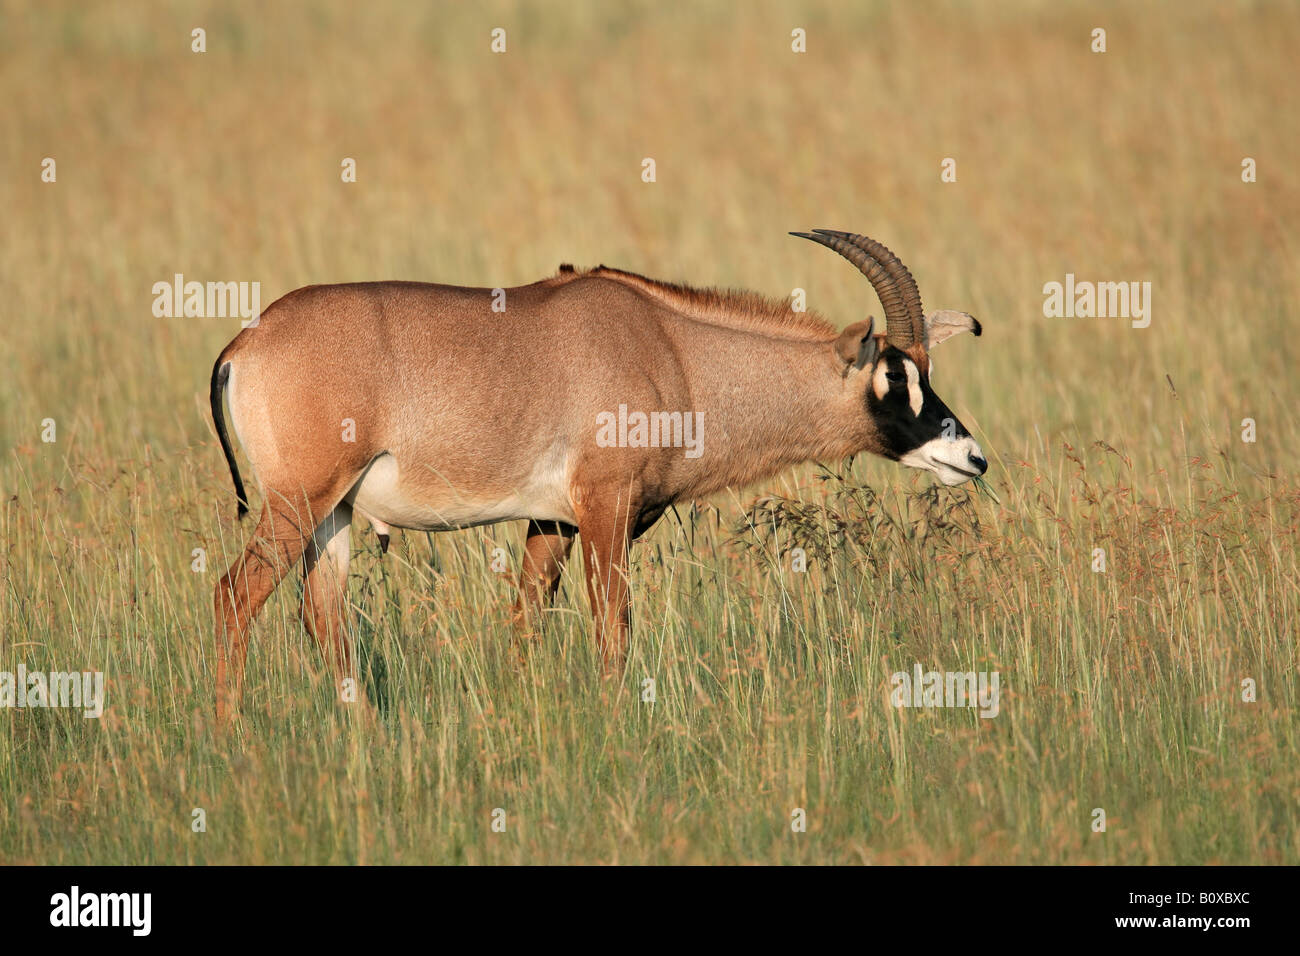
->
[552,264,838,342]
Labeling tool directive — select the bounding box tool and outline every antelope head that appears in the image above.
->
[793,229,988,486]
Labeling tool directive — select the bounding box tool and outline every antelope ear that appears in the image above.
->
[835,318,878,371]
[924,310,982,349]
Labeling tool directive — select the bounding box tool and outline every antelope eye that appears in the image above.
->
[885,370,906,385]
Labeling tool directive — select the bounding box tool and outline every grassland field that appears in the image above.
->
[0,0,1297,864]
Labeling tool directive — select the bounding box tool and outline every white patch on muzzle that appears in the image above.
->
[900,434,987,486]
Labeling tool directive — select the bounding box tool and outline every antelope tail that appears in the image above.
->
[209,356,249,519]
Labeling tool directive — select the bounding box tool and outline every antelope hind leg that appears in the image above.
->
[301,501,365,710]
[215,494,319,725]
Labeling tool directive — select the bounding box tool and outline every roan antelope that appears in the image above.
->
[209,230,986,720]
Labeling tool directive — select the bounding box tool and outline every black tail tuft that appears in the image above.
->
[209,357,249,519]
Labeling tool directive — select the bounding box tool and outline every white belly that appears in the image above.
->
[347,450,575,532]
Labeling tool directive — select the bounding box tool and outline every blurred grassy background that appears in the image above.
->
[0,0,1296,863]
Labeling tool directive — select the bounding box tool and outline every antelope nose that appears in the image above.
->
[969,453,988,475]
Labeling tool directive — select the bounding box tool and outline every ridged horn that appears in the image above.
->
[792,229,924,348]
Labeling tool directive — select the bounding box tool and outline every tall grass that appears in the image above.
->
[0,0,1296,863]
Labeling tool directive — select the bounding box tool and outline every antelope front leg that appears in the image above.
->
[512,519,577,625]
[576,493,636,673]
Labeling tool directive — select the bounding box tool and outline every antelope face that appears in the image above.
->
[793,227,989,488]
[867,346,987,486]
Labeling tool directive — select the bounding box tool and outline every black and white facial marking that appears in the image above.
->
[868,348,987,486]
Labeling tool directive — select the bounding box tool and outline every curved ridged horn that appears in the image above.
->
[791,229,923,347]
